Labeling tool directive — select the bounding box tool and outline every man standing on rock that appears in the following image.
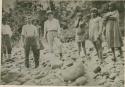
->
[21,18,40,68]
[44,10,62,58]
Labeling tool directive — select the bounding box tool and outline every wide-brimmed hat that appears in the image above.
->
[90,8,98,13]
[46,10,53,15]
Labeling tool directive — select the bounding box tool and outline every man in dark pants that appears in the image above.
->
[21,18,40,68]
[1,19,12,63]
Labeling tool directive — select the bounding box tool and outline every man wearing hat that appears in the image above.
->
[44,10,62,58]
[21,18,40,68]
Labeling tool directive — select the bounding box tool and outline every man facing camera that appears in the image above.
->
[21,18,40,68]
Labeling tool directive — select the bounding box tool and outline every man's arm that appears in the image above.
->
[44,22,47,38]
[34,26,39,38]
[21,26,25,45]
[8,25,12,38]
[57,20,61,36]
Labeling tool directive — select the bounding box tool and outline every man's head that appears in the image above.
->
[2,18,9,25]
[90,8,98,18]
[33,20,39,25]
[47,10,54,20]
[76,12,82,18]
[25,18,32,24]
[2,18,6,25]
[108,2,116,11]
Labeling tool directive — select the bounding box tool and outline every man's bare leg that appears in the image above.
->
[77,42,81,55]
[111,47,116,62]
[82,41,87,57]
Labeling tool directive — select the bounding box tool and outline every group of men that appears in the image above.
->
[2,10,62,68]
[1,2,124,69]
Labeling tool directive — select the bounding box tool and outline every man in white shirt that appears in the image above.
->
[44,10,62,58]
[1,19,12,61]
[21,19,40,68]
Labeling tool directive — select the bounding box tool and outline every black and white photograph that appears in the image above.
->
[0,0,125,87]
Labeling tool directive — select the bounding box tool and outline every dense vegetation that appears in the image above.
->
[2,0,124,42]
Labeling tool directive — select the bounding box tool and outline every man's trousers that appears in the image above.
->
[24,37,39,68]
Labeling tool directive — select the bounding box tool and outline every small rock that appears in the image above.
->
[17,75,31,84]
[68,82,77,86]
[75,76,87,85]
[98,77,106,85]
[93,66,101,74]
[0,81,6,85]
[33,79,41,85]
[63,59,73,67]
[102,72,110,77]
[51,78,66,86]
[23,80,35,85]
[71,57,77,61]
[8,81,21,85]
[118,71,124,81]
[104,82,112,87]
[1,69,9,76]
[51,59,63,69]
[35,71,48,79]
[109,73,117,80]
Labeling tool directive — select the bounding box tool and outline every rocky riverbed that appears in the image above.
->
[1,40,124,87]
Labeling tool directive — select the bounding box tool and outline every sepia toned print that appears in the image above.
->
[1,0,124,87]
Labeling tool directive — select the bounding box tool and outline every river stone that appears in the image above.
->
[98,77,106,85]
[63,59,74,67]
[1,71,22,83]
[74,76,87,85]
[93,66,101,74]
[1,69,9,76]
[109,73,117,80]
[60,61,85,81]
[17,75,31,84]
[50,59,63,69]
[23,80,36,85]
[8,81,21,85]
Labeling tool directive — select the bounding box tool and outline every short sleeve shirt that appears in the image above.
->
[2,24,12,37]
[44,18,60,31]
[22,24,38,37]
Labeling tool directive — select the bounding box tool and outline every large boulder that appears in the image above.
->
[1,71,22,83]
[60,61,85,81]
